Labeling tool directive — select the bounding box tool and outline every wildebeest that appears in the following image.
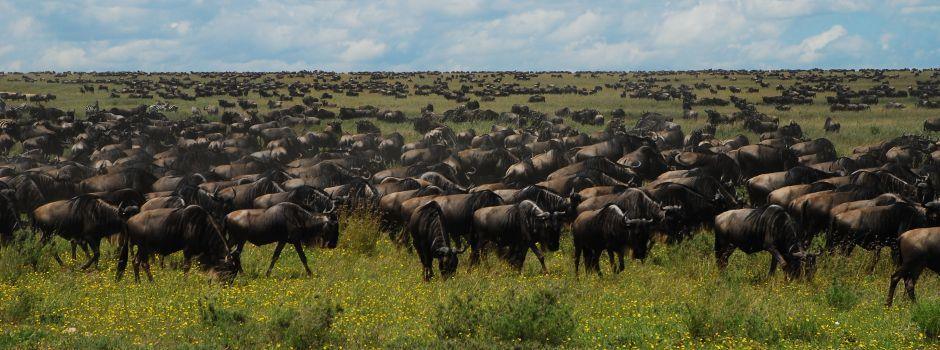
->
[225,202,339,276]
[32,195,138,269]
[117,206,239,283]
[746,166,834,205]
[714,205,816,279]
[573,204,654,275]
[408,201,465,281]
[471,200,564,272]
[885,227,940,306]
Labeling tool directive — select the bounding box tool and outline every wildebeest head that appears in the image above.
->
[785,251,817,280]
[434,245,463,279]
[519,200,565,251]
[315,212,340,249]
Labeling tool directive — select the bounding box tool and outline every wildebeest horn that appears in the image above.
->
[434,247,452,256]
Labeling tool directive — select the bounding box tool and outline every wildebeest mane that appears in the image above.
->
[167,205,229,266]
[510,185,566,212]
[744,204,801,251]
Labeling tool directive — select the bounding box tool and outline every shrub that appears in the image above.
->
[270,299,343,349]
[1,289,40,323]
[912,300,940,340]
[434,294,483,339]
[487,289,576,346]
[825,281,859,311]
[0,230,47,282]
[339,210,381,256]
[199,299,247,328]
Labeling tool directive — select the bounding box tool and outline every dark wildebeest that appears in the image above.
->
[885,227,940,306]
[225,202,339,277]
[828,202,931,272]
[79,168,156,194]
[503,148,568,186]
[32,195,138,269]
[714,205,817,279]
[471,200,565,272]
[746,166,834,205]
[732,144,799,178]
[432,190,504,247]
[219,177,284,209]
[788,184,881,245]
[505,185,581,221]
[408,201,466,281]
[117,206,239,283]
[252,185,334,213]
[573,204,654,275]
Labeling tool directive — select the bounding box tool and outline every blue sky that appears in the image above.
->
[0,0,937,71]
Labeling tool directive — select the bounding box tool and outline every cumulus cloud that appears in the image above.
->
[340,39,388,62]
[797,25,847,62]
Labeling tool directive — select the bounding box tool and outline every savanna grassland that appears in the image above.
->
[0,70,939,349]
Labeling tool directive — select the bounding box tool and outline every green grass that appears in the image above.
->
[0,70,938,348]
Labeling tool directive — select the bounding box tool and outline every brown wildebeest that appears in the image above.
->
[32,195,138,269]
[886,228,940,306]
[408,201,466,281]
[470,200,565,273]
[117,206,239,283]
[714,205,817,279]
[225,202,339,277]
[573,204,654,275]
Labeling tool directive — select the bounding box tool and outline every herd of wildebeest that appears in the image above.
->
[0,70,939,308]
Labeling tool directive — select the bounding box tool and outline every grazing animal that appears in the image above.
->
[713,205,817,279]
[573,204,654,275]
[32,195,138,269]
[225,203,339,276]
[117,206,239,283]
[885,228,940,306]
[408,201,466,281]
[471,200,565,272]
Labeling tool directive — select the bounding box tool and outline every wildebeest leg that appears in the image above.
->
[44,236,65,267]
[265,242,286,277]
[617,249,626,273]
[573,246,581,277]
[868,246,882,274]
[903,265,924,304]
[713,236,733,270]
[768,256,778,275]
[606,250,615,273]
[766,247,788,276]
[528,243,547,274]
[293,243,312,276]
[182,252,193,274]
[142,257,154,282]
[417,246,433,281]
[79,239,101,271]
[132,249,142,283]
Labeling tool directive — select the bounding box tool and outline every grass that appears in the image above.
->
[0,70,938,348]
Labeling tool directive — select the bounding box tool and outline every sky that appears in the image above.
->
[0,0,937,72]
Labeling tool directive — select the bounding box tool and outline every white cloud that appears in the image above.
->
[551,11,606,43]
[340,39,388,62]
[797,25,847,62]
[880,33,894,50]
[654,2,748,47]
[169,21,191,35]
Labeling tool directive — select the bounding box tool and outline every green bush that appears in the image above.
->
[199,299,247,327]
[487,289,576,346]
[434,294,483,339]
[339,210,381,256]
[912,301,940,340]
[0,230,47,282]
[1,289,40,323]
[270,299,343,349]
[825,281,859,311]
